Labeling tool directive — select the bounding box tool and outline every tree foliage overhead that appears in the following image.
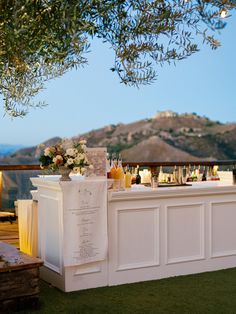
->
[0,0,235,117]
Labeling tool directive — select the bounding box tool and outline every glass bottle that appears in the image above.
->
[110,155,117,180]
[117,154,125,190]
[136,166,141,184]
[192,165,198,181]
[187,164,192,182]
[207,166,212,181]
[182,165,187,184]
[106,153,111,178]
[202,166,207,181]
[159,166,163,183]
[125,165,132,188]
[131,167,137,184]
[173,165,178,183]
[233,165,236,184]
[196,165,200,181]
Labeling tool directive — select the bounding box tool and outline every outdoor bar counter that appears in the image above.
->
[31,177,236,292]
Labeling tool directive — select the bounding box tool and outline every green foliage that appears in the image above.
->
[205,121,215,127]
[0,0,235,117]
[106,129,115,138]
[39,154,52,167]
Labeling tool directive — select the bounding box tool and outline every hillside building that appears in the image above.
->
[153,110,178,119]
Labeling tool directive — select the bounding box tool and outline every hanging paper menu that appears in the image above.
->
[63,180,107,266]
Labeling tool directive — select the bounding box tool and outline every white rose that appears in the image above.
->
[73,167,80,173]
[74,157,81,164]
[66,148,77,157]
[74,154,85,164]
[67,158,74,165]
[44,147,51,156]
[79,140,87,145]
[80,167,86,174]
[79,153,85,159]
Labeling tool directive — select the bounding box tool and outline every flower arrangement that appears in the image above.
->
[39,140,92,174]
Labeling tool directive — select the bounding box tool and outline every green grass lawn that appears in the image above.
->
[21,268,236,314]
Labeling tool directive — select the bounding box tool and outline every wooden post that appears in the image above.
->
[0,171,2,210]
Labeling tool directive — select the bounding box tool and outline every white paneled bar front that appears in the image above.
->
[108,181,236,286]
[32,178,236,291]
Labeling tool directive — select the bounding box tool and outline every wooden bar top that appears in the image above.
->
[0,241,43,273]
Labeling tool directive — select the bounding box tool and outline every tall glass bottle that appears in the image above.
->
[187,164,192,182]
[159,166,163,183]
[131,167,136,184]
[173,165,178,183]
[182,165,187,184]
[136,165,141,184]
[106,153,111,178]
[110,155,117,180]
[117,154,125,190]
[202,166,207,181]
[125,165,132,188]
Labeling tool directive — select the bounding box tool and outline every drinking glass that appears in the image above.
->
[151,175,158,188]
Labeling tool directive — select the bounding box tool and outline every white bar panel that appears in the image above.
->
[210,201,236,258]
[40,194,63,274]
[116,207,160,271]
[165,203,205,264]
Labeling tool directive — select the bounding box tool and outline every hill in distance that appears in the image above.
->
[75,111,236,162]
[1,111,236,164]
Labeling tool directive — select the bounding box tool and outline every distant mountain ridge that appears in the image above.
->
[0,144,24,157]
[1,111,236,208]
[1,111,236,164]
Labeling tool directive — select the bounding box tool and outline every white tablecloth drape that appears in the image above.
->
[17,200,38,257]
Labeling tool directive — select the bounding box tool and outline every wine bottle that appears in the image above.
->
[136,166,141,184]
[202,166,207,181]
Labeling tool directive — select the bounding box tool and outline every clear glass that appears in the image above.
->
[151,176,158,189]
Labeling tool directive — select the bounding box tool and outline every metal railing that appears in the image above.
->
[122,160,236,168]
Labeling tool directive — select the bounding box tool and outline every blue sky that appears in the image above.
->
[0,15,236,146]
